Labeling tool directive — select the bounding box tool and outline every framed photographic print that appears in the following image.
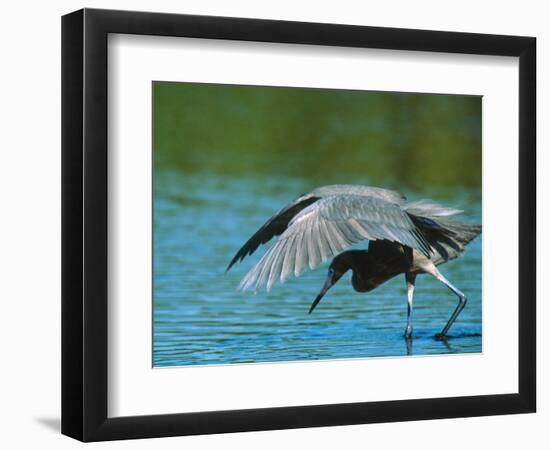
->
[61,8,536,442]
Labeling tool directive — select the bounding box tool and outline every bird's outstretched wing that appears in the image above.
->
[227,184,405,271]
[239,194,431,291]
[226,195,320,271]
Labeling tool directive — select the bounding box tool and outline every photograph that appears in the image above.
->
[152,82,482,367]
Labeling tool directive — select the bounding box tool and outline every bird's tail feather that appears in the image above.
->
[406,199,481,263]
[432,218,482,247]
[404,199,463,217]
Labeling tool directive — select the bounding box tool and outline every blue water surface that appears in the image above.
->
[153,171,482,367]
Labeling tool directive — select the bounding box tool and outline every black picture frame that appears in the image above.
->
[61,8,536,442]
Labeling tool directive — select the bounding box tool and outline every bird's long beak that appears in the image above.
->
[309,269,341,314]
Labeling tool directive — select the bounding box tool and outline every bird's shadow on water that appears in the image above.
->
[35,417,60,433]
[448,332,482,338]
[404,331,482,356]
[433,332,482,342]
[405,336,454,356]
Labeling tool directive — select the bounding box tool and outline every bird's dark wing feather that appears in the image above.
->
[226,196,320,271]
[410,215,481,264]
[239,194,432,291]
[405,199,481,264]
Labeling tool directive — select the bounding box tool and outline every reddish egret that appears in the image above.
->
[227,185,481,339]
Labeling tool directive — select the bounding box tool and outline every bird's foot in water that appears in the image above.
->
[434,333,448,341]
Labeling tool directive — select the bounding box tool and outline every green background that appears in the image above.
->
[153,82,481,194]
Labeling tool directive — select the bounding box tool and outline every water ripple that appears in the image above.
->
[154,172,482,367]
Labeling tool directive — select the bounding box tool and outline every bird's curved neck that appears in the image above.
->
[334,251,371,292]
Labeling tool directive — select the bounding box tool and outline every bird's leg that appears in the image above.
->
[404,272,416,339]
[420,262,467,339]
[436,273,467,338]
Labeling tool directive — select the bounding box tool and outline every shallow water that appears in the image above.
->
[153,171,482,367]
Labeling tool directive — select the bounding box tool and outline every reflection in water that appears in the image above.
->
[153,172,482,367]
[406,333,458,356]
[437,336,454,353]
[406,337,413,356]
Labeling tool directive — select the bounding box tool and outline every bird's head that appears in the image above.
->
[308,253,354,314]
